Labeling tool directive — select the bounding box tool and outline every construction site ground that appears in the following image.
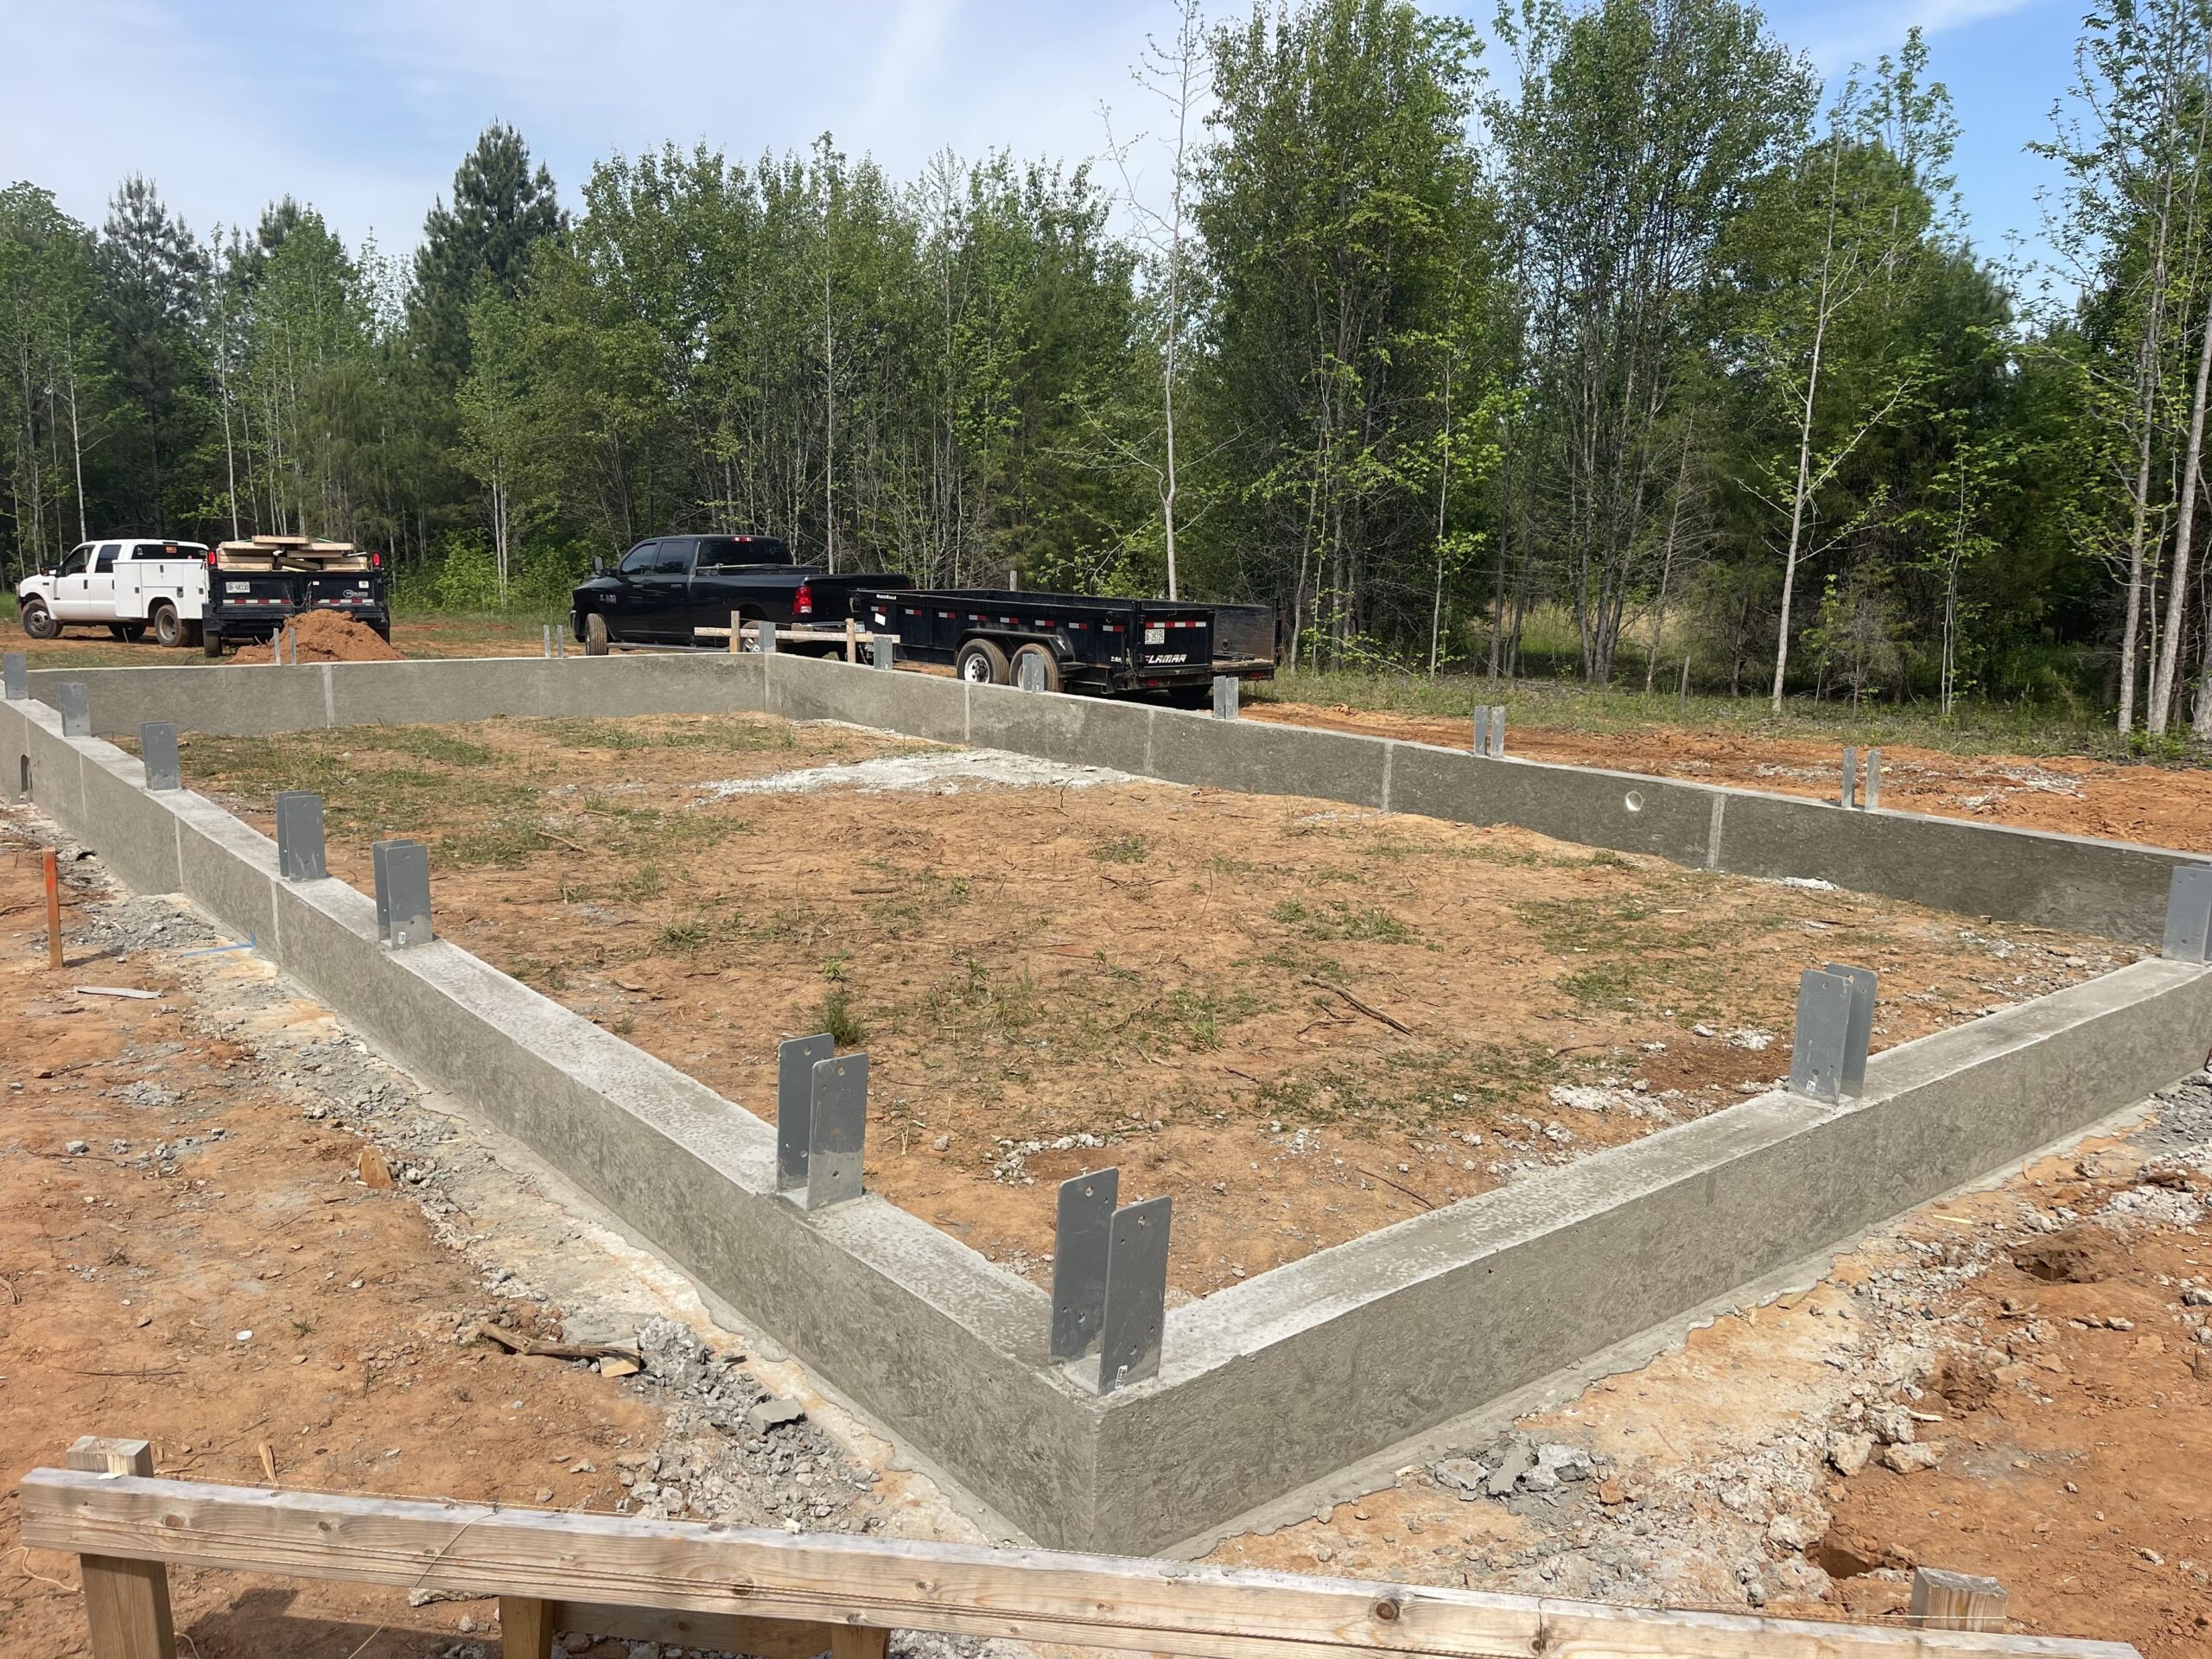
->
[6,753,2210,1656]
[161,711,2132,1298]
[0,808,991,1659]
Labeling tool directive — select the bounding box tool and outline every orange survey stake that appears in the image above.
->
[43,847,60,969]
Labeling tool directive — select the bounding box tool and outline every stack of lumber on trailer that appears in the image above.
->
[215,535,372,572]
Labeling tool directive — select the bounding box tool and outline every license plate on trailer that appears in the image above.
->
[1145,626,1166,645]
[226,582,250,594]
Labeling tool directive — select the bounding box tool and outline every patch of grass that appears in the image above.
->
[1269,897,1411,944]
[1091,835,1150,864]
[535,715,803,754]
[822,986,868,1046]
[657,918,711,950]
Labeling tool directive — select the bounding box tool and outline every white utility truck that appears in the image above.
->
[16,538,211,647]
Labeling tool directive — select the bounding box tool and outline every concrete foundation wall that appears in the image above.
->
[23,652,2204,941]
[7,658,2211,1553]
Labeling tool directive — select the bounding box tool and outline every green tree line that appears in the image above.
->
[4,0,2212,735]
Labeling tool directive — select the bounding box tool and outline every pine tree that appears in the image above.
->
[409,124,563,383]
[98,175,209,533]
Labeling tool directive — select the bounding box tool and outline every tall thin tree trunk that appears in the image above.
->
[2152,285,2212,731]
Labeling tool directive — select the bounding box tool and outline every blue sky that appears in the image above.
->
[0,0,2072,277]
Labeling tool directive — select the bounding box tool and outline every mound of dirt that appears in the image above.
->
[232,609,402,664]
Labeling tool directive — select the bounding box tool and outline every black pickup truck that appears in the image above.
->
[570,534,908,652]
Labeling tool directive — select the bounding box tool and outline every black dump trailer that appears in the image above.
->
[859,588,1277,703]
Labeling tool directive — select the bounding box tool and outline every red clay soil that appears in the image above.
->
[1248,702,2212,854]
[232,610,404,664]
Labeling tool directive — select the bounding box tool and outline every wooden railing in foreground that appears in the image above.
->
[23,1440,2135,1659]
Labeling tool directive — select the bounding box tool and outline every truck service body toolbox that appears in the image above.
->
[861,588,1277,701]
[15,539,212,647]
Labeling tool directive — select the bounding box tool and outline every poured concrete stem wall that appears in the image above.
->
[26,652,2201,943]
[7,657,2210,1554]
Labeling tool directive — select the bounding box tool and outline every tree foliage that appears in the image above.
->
[0,8,2209,726]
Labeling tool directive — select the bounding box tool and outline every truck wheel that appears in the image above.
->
[202,627,225,659]
[1009,643,1062,693]
[150,602,183,647]
[956,639,1010,685]
[584,613,610,656]
[20,599,59,640]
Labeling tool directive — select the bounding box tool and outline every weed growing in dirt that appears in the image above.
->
[822,987,867,1046]
[1091,835,1150,864]
[658,918,710,950]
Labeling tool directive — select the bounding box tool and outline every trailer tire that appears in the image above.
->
[202,627,225,658]
[20,598,59,639]
[956,638,1010,685]
[1009,643,1062,693]
[584,612,610,656]
[149,601,184,647]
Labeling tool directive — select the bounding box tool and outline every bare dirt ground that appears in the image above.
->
[1210,1070,2212,1657]
[0,809,988,1658]
[1249,700,2212,854]
[5,611,546,671]
[168,713,2132,1298]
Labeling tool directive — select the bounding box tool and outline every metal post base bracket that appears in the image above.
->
[1211,676,1238,720]
[1,652,24,700]
[802,1052,868,1211]
[58,682,90,738]
[872,634,895,670]
[1473,704,1506,758]
[274,791,327,881]
[1097,1195,1172,1394]
[372,838,433,946]
[1789,966,1873,1103]
[2165,864,2212,963]
[1050,1168,1120,1360]
[1821,962,1878,1097]
[775,1033,836,1192]
[141,722,181,791]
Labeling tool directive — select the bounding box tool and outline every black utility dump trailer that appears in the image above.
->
[203,536,391,657]
[860,588,1278,703]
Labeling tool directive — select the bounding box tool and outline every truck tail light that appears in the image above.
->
[792,581,815,620]
[207,546,219,568]
[371,550,383,569]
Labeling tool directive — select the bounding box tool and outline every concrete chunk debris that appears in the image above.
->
[745,1396,808,1435]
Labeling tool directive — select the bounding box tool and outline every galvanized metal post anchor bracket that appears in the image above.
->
[372,838,433,946]
[140,723,181,792]
[1789,964,1876,1102]
[1821,961,1878,1096]
[1473,703,1506,758]
[2164,864,2212,963]
[273,791,327,881]
[1840,747,1881,810]
[802,1052,868,1211]
[1097,1195,1172,1393]
[1211,675,1238,719]
[872,633,895,671]
[774,1033,836,1192]
[756,620,779,656]
[1,651,24,700]
[57,681,90,738]
[1019,652,1049,693]
[1050,1168,1120,1360]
